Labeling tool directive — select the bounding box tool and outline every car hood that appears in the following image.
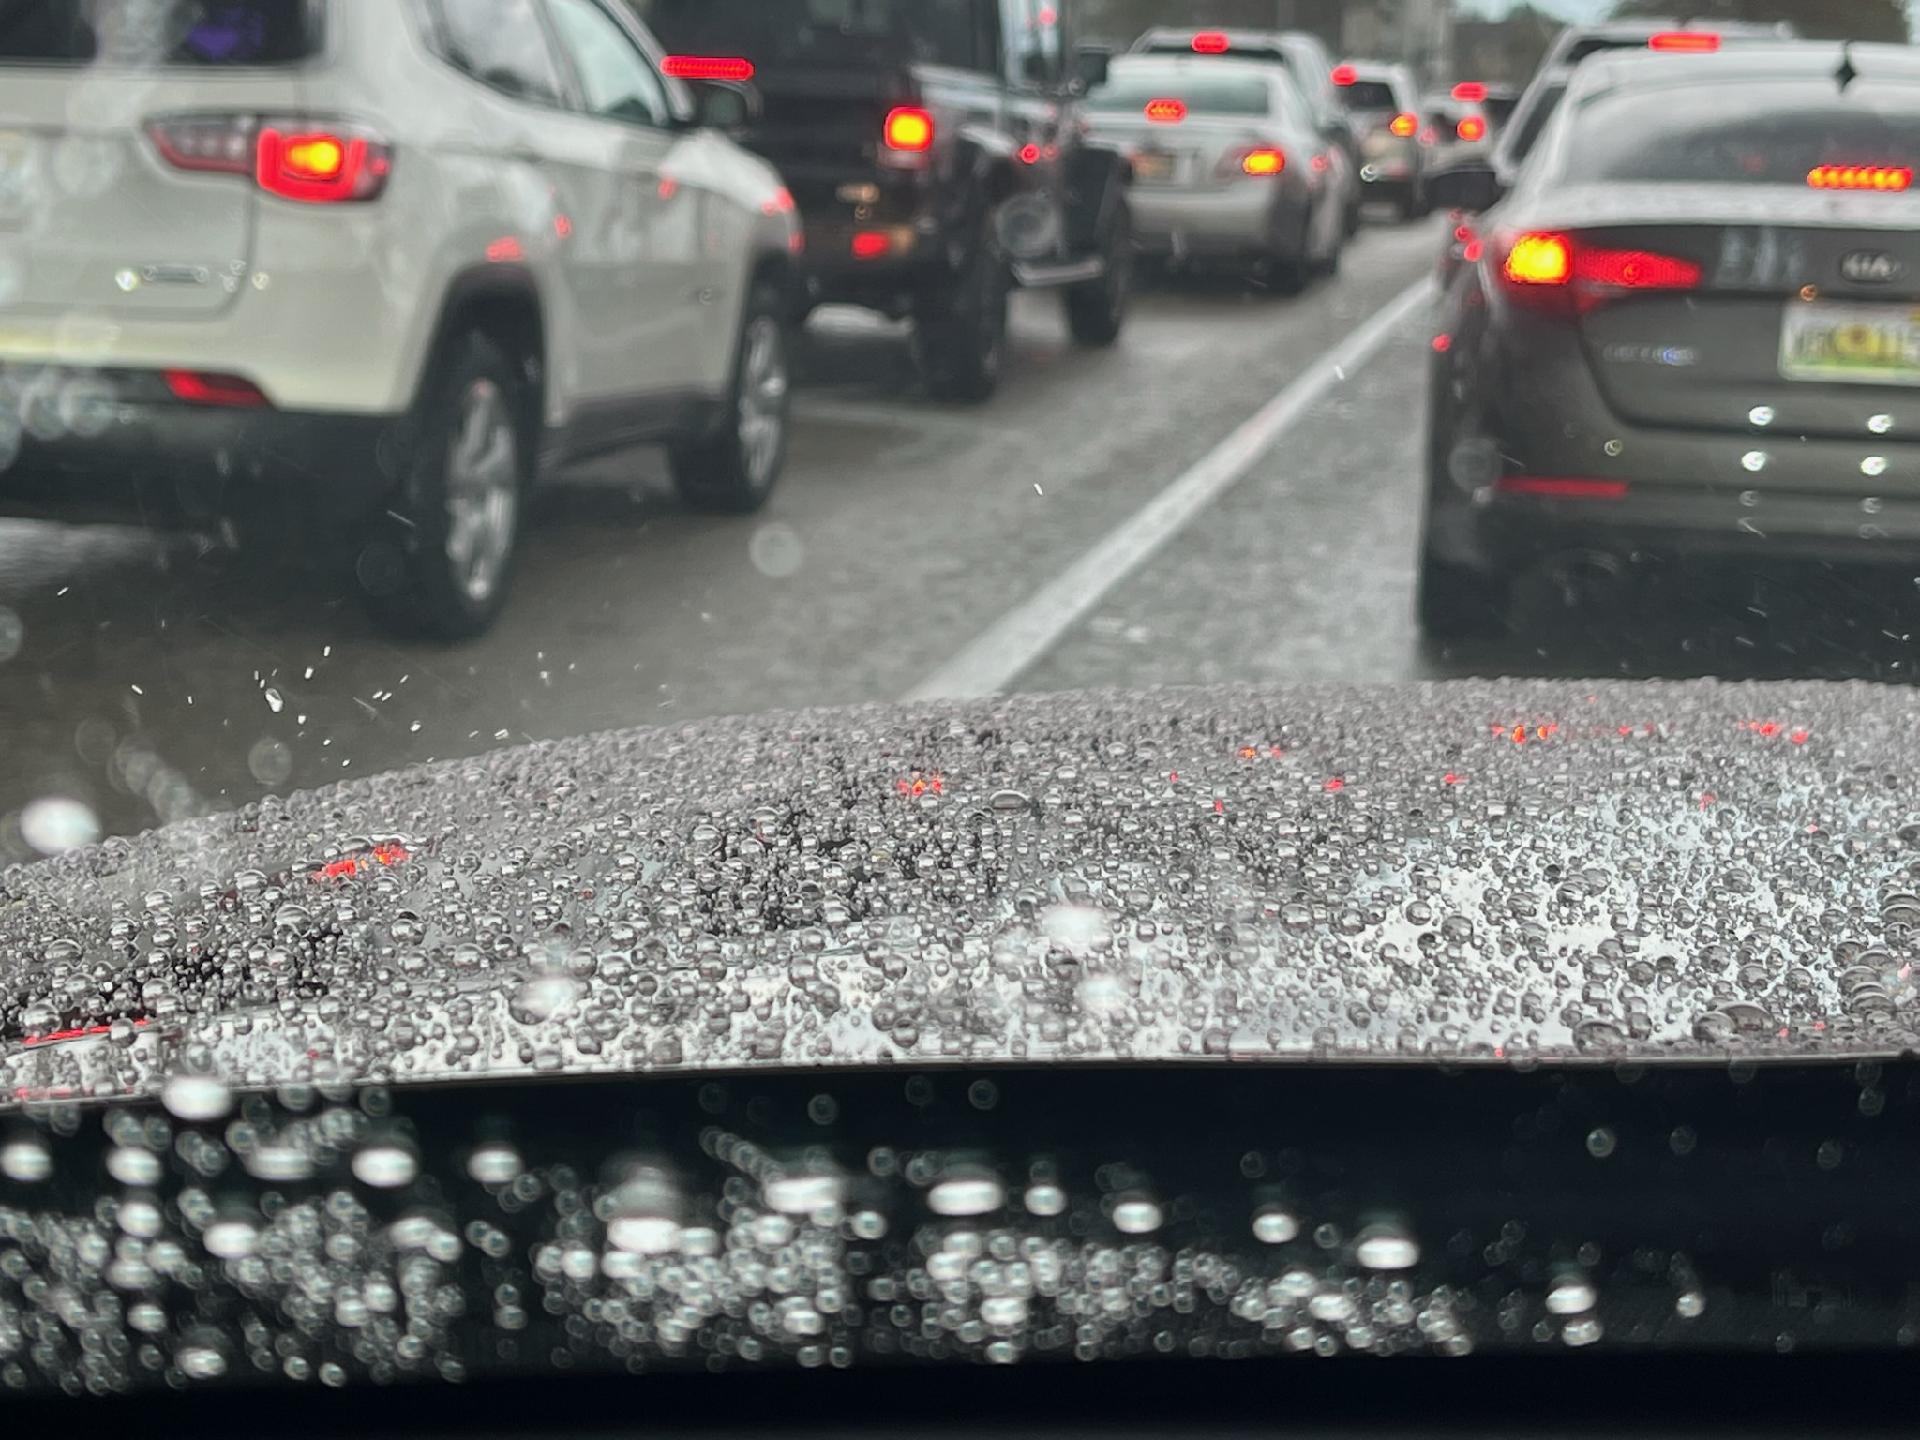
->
[2,679,1915,1109]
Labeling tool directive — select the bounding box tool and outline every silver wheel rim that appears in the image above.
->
[444,377,520,606]
[738,315,788,490]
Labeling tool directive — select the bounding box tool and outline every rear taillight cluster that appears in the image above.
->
[1495,230,1702,312]
[879,106,935,167]
[1225,147,1286,177]
[147,114,391,203]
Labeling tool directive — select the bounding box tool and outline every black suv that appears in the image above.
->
[632,0,1133,402]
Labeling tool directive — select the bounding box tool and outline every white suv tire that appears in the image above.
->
[372,331,533,640]
[669,281,791,514]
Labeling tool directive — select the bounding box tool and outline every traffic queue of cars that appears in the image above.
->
[1419,30,1920,642]
[0,0,1459,644]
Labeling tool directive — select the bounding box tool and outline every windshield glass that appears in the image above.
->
[0,0,319,64]
[13,0,1920,1410]
[1560,76,1920,184]
[633,0,981,68]
[1339,78,1398,110]
[1089,65,1273,114]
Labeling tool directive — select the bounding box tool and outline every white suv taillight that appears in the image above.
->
[147,115,393,203]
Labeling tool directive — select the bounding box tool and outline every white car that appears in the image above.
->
[0,0,801,638]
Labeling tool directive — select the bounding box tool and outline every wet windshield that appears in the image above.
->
[8,0,1920,1407]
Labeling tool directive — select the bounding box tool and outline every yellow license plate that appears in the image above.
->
[1779,300,1920,385]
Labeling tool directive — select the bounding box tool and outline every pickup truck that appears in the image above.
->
[632,0,1134,402]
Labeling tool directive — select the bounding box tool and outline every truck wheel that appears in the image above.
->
[915,225,1009,403]
[367,331,530,641]
[1417,544,1507,640]
[1064,200,1131,348]
[670,281,790,514]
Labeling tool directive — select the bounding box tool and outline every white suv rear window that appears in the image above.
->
[0,0,322,66]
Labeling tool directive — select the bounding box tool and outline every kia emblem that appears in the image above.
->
[1840,250,1903,284]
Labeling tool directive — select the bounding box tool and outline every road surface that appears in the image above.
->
[2,212,1914,856]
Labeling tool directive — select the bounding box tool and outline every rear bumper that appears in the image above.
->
[0,401,402,528]
[1130,185,1292,257]
[1433,440,1920,575]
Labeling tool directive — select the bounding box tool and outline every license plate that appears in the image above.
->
[1132,150,1175,184]
[1779,300,1920,386]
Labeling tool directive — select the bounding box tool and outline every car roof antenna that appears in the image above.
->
[1836,41,1858,92]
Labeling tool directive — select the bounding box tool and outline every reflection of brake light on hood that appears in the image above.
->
[21,1018,152,1049]
[311,841,412,883]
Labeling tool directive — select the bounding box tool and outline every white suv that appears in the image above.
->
[0,0,801,637]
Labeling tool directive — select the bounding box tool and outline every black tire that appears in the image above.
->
[363,331,531,642]
[1343,195,1363,237]
[1313,209,1343,277]
[1064,199,1131,348]
[670,280,790,514]
[1398,182,1430,221]
[915,219,1010,404]
[1417,545,1508,640]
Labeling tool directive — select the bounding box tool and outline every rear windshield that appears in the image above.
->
[1088,69,1272,116]
[634,0,982,71]
[1143,37,1287,64]
[0,0,320,65]
[1339,80,1398,112]
[1503,78,1566,163]
[1558,78,1920,186]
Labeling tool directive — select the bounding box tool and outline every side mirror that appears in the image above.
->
[1426,161,1504,213]
[688,79,759,131]
[1071,43,1112,92]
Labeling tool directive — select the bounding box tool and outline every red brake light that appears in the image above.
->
[1500,231,1702,308]
[1239,148,1286,176]
[1503,231,1573,285]
[255,125,390,202]
[1578,247,1703,289]
[164,370,269,408]
[1331,64,1357,86]
[851,230,891,260]
[1647,30,1720,51]
[1192,31,1230,53]
[1808,164,1913,191]
[1144,98,1187,123]
[1457,115,1487,142]
[662,55,756,82]
[883,106,935,153]
[1452,81,1487,102]
[1389,112,1418,138]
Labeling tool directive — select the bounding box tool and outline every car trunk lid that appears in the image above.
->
[1531,185,1920,444]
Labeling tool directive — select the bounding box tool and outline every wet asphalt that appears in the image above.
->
[4,208,1919,855]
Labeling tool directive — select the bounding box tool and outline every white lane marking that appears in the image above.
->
[904,275,1436,701]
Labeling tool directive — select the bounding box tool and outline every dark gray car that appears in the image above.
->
[1421,43,1920,638]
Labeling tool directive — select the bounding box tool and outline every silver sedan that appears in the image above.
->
[1085,55,1350,292]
